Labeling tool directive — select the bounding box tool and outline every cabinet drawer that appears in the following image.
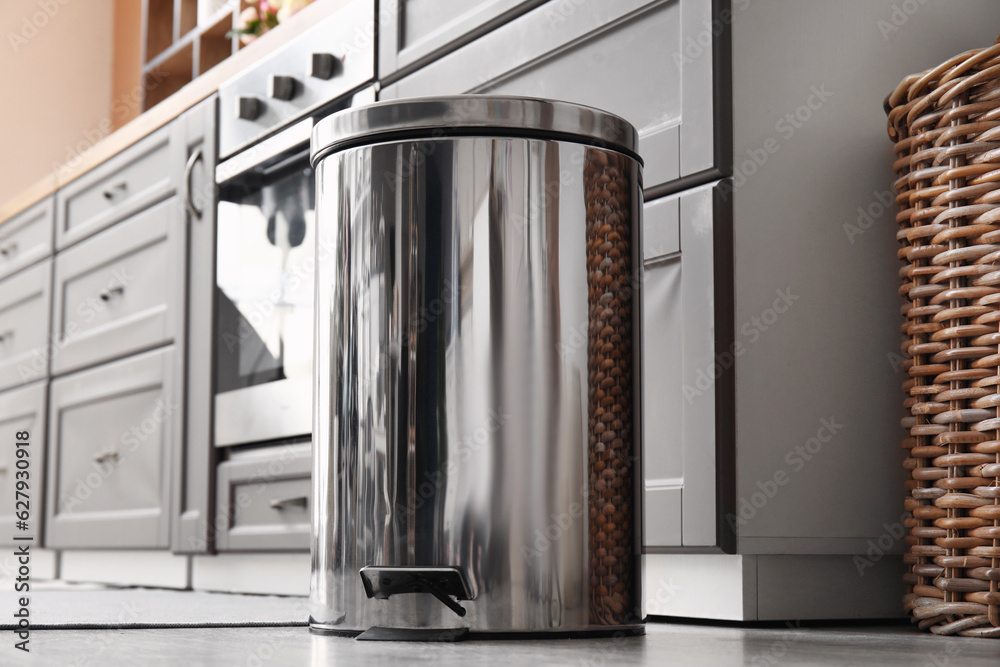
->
[45,347,178,548]
[52,197,185,376]
[378,0,545,79]
[56,125,180,250]
[0,381,47,546]
[216,443,310,551]
[382,0,727,196]
[0,197,54,281]
[0,260,52,391]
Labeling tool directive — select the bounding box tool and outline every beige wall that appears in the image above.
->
[0,0,114,201]
[111,0,142,131]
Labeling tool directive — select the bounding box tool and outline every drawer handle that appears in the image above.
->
[184,147,204,220]
[269,495,308,510]
[93,450,121,464]
[102,182,128,200]
[99,285,125,302]
[0,242,17,257]
[0,330,13,343]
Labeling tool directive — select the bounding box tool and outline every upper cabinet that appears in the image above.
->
[380,0,730,197]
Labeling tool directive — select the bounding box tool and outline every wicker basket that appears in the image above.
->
[886,39,1000,638]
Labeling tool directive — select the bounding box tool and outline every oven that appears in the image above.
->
[211,0,374,447]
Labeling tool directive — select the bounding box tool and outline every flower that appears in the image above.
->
[234,6,261,45]
[276,0,311,23]
[226,0,312,42]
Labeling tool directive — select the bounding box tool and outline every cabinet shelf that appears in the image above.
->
[198,10,236,75]
[144,26,197,72]
[141,0,239,111]
[144,41,195,109]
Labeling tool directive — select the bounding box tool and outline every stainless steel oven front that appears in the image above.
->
[213,87,375,447]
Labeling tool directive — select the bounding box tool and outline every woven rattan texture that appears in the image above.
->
[886,40,1000,638]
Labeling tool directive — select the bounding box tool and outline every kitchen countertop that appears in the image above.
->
[0,0,353,227]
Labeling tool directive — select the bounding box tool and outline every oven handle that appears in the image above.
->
[184,147,204,220]
[215,117,313,185]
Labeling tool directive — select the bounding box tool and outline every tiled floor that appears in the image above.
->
[7,621,1000,666]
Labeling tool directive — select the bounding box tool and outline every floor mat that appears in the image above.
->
[0,584,309,629]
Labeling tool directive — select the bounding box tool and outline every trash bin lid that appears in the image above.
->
[310,95,640,166]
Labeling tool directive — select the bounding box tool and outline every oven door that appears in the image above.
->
[214,118,316,447]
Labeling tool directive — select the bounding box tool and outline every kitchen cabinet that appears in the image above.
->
[0,196,53,282]
[172,96,218,555]
[641,0,1000,621]
[380,0,733,550]
[380,0,728,197]
[43,99,195,552]
[0,381,47,546]
[50,197,186,376]
[215,443,311,552]
[641,181,733,551]
[55,124,184,250]
[0,260,53,391]
[45,346,179,548]
[377,0,545,81]
[0,198,55,548]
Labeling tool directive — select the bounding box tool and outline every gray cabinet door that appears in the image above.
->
[172,96,218,555]
[378,0,545,81]
[381,0,729,197]
[642,180,734,551]
[55,124,184,250]
[45,346,179,548]
[0,259,52,391]
[215,443,311,551]
[0,381,47,546]
[51,197,186,376]
[0,196,54,282]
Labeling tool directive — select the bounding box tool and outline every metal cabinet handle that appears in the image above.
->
[93,450,121,464]
[269,495,308,510]
[0,330,13,343]
[102,181,128,200]
[0,242,17,257]
[184,147,204,220]
[99,285,125,302]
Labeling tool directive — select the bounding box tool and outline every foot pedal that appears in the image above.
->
[360,566,472,617]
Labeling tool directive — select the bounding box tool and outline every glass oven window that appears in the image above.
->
[216,163,315,394]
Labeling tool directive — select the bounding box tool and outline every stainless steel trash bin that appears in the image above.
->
[310,95,643,637]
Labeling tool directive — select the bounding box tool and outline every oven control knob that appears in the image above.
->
[310,53,338,80]
[236,96,261,121]
[268,74,298,101]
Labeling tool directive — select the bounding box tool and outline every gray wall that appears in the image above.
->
[731,0,1000,550]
